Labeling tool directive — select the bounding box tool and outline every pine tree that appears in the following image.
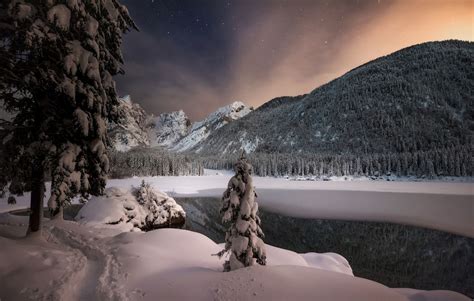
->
[0,0,136,235]
[216,152,266,271]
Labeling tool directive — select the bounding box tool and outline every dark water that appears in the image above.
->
[10,200,474,297]
[176,197,474,298]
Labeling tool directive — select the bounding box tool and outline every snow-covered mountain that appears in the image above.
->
[108,97,252,152]
[192,40,474,156]
[108,95,151,152]
[148,110,191,148]
[110,41,472,161]
[172,101,252,152]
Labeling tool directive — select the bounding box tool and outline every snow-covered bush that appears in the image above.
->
[217,154,266,271]
[132,180,186,231]
[76,184,186,232]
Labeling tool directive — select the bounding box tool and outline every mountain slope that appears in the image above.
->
[108,95,151,152]
[108,98,252,152]
[172,101,252,152]
[192,40,474,156]
[148,110,191,148]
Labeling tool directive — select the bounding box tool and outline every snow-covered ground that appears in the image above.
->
[0,171,472,300]
[0,216,470,301]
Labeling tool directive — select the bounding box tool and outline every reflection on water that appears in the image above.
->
[176,197,474,298]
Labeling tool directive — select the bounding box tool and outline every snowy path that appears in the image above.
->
[47,221,128,301]
[77,259,100,300]
[0,215,129,301]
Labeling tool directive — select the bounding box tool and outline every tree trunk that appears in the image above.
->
[27,164,45,236]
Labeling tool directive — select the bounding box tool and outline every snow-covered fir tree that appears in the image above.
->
[0,0,136,234]
[217,152,266,271]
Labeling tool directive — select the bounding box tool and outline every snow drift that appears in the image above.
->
[0,222,468,301]
[75,185,185,231]
[111,228,469,301]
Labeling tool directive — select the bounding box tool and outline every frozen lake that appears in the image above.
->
[107,175,473,238]
[2,174,473,237]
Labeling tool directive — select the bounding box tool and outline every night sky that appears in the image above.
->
[117,0,473,120]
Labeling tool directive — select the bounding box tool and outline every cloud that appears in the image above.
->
[117,0,473,121]
[330,0,474,76]
[224,0,473,111]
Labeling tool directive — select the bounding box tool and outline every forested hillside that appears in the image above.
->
[196,40,473,155]
[193,40,473,177]
[109,148,204,178]
[200,144,471,178]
